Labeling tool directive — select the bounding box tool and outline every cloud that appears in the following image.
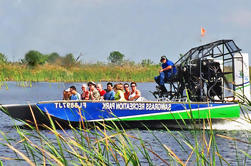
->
[1,0,251,64]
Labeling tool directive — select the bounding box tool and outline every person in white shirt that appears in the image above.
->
[128,82,141,101]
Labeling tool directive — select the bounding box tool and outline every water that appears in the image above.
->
[0,82,251,165]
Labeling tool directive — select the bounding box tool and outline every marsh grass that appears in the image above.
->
[1,64,251,83]
[0,63,159,83]
[0,89,251,165]
[0,101,250,165]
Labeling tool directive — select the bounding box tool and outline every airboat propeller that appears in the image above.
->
[153,39,248,103]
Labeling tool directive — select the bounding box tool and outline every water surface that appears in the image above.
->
[0,82,250,165]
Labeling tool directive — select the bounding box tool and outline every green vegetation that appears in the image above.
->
[21,50,80,67]
[250,67,251,80]
[0,83,250,165]
[141,59,154,67]
[108,51,125,65]
[1,50,251,83]
[23,50,48,66]
[0,53,7,64]
[0,100,250,165]
[0,50,160,82]
[0,63,159,82]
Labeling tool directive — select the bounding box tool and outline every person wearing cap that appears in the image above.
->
[69,86,81,100]
[154,56,177,92]
[63,88,71,100]
[87,81,100,100]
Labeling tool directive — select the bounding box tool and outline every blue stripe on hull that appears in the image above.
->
[37,101,238,122]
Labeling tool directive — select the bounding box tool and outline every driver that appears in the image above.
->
[154,56,177,92]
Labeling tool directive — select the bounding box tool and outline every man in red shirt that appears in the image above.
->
[124,83,130,100]
[96,83,106,99]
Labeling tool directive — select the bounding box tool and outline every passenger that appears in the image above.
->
[69,86,81,100]
[63,88,71,100]
[81,84,89,100]
[96,83,106,99]
[114,83,126,101]
[88,81,100,100]
[128,82,141,101]
[124,83,130,100]
[104,82,115,100]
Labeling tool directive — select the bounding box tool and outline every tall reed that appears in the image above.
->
[0,101,250,165]
[0,63,159,83]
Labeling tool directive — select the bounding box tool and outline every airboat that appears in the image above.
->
[0,40,250,128]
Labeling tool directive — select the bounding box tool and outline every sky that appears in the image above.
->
[0,0,251,64]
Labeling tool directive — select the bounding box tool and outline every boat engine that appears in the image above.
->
[153,40,249,103]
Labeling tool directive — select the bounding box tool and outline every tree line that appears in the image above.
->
[0,50,154,67]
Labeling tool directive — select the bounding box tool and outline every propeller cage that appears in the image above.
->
[154,40,247,102]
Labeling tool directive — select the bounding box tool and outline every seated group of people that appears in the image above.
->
[63,81,141,101]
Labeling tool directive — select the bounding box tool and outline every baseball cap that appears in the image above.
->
[160,56,167,62]
[65,88,70,92]
[88,81,96,86]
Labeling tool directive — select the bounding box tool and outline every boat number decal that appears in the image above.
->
[54,102,87,109]
[102,103,171,111]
